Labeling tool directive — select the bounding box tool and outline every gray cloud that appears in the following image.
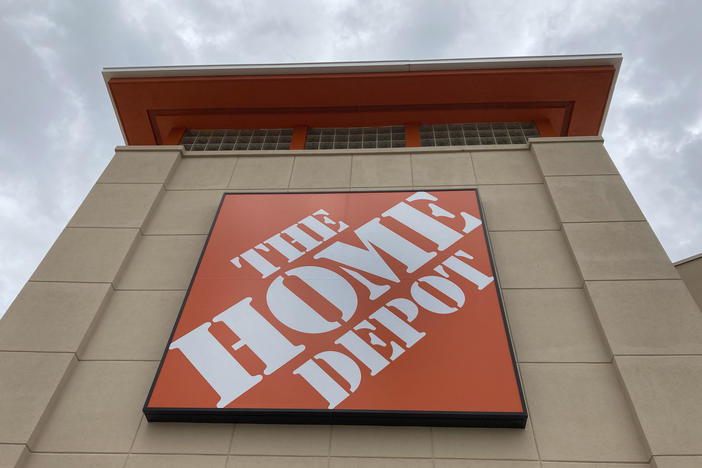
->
[1,0,701,317]
[530,0,702,262]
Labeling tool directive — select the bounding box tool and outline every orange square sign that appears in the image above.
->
[145,189,526,427]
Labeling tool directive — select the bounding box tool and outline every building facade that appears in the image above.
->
[1,55,702,468]
[675,253,702,311]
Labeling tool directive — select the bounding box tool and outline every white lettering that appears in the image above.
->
[335,328,390,375]
[233,248,280,278]
[169,323,262,408]
[293,351,361,408]
[267,265,358,333]
[410,275,466,314]
[370,306,425,349]
[265,233,305,263]
[438,250,494,290]
[383,202,462,251]
[213,298,304,375]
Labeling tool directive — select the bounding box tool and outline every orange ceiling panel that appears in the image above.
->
[108,66,615,145]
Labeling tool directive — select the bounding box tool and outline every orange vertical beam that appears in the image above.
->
[405,123,421,147]
[535,119,557,138]
[164,127,186,145]
[291,126,308,150]
[162,127,185,145]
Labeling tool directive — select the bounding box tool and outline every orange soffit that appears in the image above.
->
[108,65,617,144]
[145,190,527,427]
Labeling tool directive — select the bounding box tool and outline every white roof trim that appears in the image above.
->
[102,54,622,80]
[674,251,702,266]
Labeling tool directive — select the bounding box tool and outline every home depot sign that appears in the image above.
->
[145,190,526,427]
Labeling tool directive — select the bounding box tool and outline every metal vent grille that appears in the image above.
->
[419,122,539,147]
[181,129,293,151]
[305,126,406,150]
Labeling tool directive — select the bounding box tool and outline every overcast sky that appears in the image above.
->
[1,0,701,317]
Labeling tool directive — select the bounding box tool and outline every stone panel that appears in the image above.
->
[0,352,73,444]
[98,149,180,184]
[229,156,294,189]
[331,459,432,468]
[478,184,559,231]
[68,183,162,228]
[472,150,542,184]
[144,190,223,235]
[228,457,327,468]
[503,289,610,362]
[546,175,644,222]
[0,445,26,468]
[352,153,412,187]
[653,456,702,468]
[80,290,184,360]
[532,141,618,176]
[0,445,25,468]
[230,424,330,456]
[30,228,138,283]
[435,461,540,468]
[542,464,649,468]
[0,282,111,353]
[586,280,702,355]
[330,425,432,458]
[168,157,237,189]
[32,361,155,452]
[411,152,475,186]
[564,222,679,280]
[116,235,206,290]
[22,453,126,468]
[490,231,582,288]
[676,256,702,311]
[132,417,232,454]
[521,363,649,462]
[125,454,226,468]
[431,423,538,459]
[290,155,351,188]
[616,355,702,455]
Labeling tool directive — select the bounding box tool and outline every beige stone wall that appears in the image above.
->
[2,139,701,468]
[675,255,702,311]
